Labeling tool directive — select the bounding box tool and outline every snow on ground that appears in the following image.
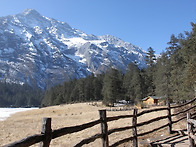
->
[0,108,38,121]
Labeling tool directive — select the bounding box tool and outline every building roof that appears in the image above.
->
[142,96,164,101]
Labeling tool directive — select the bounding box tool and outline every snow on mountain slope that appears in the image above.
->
[0,9,147,88]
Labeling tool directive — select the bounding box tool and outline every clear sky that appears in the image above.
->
[0,0,196,54]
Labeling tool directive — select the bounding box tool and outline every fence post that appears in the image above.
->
[99,110,109,147]
[187,112,195,147]
[132,108,138,147]
[39,118,52,147]
[167,100,172,134]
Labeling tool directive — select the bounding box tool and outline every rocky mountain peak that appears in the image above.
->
[0,9,147,89]
[22,8,40,16]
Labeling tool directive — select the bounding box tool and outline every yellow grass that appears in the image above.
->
[0,103,186,147]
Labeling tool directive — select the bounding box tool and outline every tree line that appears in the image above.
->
[42,23,196,107]
[0,82,43,107]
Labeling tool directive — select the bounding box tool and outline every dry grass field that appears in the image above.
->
[0,102,186,147]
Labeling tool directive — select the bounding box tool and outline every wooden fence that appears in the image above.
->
[3,97,196,147]
[187,111,196,147]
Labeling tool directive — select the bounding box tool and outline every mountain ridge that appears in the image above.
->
[0,9,147,89]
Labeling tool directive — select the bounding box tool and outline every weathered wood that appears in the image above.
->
[171,97,196,109]
[192,111,196,116]
[171,104,196,117]
[108,126,134,135]
[2,134,44,147]
[39,118,52,147]
[188,119,196,127]
[137,107,168,117]
[52,119,101,139]
[172,115,187,124]
[167,101,172,134]
[107,114,134,122]
[99,110,109,147]
[187,112,195,147]
[109,115,170,145]
[191,111,196,118]
[190,133,196,142]
[137,115,168,127]
[132,108,138,147]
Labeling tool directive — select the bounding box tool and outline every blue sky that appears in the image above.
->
[0,0,196,54]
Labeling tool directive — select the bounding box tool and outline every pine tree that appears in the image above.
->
[123,63,142,103]
[102,68,123,106]
[93,74,104,101]
[140,68,149,98]
[166,34,179,56]
[145,47,156,96]
[145,47,156,67]
[166,34,183,101]
[154,52,171,98]
[181,23,196,97]
[84,74,95,101]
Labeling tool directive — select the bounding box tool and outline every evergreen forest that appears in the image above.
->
[0,82,43,107]
[42,23,196,107]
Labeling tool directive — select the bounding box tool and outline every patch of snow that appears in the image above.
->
[29,42,34,47]
[43,38,58,50]
[5,29,15,34]
[24,31,32,41]
[26,56,35,62]
[13,16,21,24]
[49,26,57,35]
[86,68,91,72]
[79,58,87,64]
[75,52,84,58]
[34,26,43,34]
[29,50,37,55]
[43,16,51,21]
[0,107,38,121]
[65,37,87,48]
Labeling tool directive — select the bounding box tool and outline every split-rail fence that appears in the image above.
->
[187,111,196,147]
[3,97,196,147]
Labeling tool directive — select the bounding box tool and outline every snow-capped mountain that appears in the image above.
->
[0,9,147,88]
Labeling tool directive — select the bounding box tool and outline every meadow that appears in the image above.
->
[0,102,186,147]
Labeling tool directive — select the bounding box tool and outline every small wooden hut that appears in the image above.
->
[142,96,164,106]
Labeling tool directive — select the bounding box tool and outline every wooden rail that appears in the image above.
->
[3,97,196,147]
[187,112,196,147]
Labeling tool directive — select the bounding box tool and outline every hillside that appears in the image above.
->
[0,9,147,89]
